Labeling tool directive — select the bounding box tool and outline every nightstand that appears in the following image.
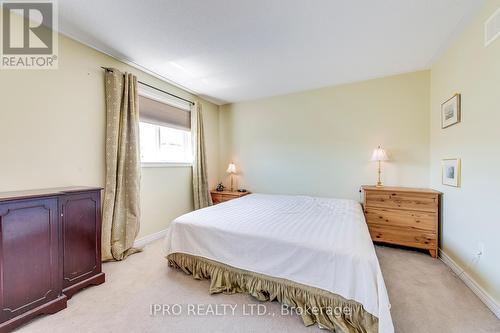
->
[210,190,250,204]
[362,186,441,258]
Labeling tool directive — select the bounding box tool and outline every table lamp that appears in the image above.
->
[226,163,237,191]
[371,146,388,187]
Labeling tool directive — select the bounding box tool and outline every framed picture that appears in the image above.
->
[441,94,461,128]
[442,158,461,187]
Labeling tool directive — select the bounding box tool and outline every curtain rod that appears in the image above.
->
[101,67,195,105]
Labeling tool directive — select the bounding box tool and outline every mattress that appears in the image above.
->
[164,193,394,332]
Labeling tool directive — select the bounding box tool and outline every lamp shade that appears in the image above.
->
[226,163,236,174]
[371,146,388,161]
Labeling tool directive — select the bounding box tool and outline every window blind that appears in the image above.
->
[139,95,191,130]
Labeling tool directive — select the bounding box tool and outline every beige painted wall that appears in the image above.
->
[430,0,500,304]
[0,31,220,239]
[219,71,430,199]
[2,1,498,308]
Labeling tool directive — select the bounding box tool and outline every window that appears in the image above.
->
[139,122,192,164]
[138,89,192,165]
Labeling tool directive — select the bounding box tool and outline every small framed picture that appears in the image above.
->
[441,94,461,128]
[442,158,461,187]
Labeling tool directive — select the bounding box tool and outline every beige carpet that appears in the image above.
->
[16,240,499,333]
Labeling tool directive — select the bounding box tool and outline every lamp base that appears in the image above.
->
[376,160,384,188]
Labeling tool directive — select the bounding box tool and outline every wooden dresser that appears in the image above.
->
[0,187,105,333]
[210,190,250,204]
[362,186,441,258]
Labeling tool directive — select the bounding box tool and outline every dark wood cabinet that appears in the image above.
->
[0,197,65,330]
[60,191,104,298]
[0,187,105,333]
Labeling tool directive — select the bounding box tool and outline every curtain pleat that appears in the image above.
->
[191,102,212,210]
[102,68,142,261]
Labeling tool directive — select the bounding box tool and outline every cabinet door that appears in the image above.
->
[0,198,61,323]
[60,191,101,289]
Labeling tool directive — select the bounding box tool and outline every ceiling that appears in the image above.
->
[58,0,483,104]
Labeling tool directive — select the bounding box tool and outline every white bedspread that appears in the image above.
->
[164,193,393,333]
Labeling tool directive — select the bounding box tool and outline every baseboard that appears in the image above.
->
[134,228,168,248]
[439,249,500,319]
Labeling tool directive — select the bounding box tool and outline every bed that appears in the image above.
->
[164,193,394,333]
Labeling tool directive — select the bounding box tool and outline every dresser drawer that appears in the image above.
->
[211,193,223,204]
[365,191,438,212]
[364,207,437,232]
[368,224,436,250]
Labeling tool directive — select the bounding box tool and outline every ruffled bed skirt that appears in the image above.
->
[167,253,378,333]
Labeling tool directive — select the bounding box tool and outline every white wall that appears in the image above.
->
[430,0,500,304]
[0,31,220,239]
[219,71,430,199]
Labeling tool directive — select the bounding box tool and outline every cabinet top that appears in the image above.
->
[210,190,250,197]
[361,185,441,194]
[0,186,102,202]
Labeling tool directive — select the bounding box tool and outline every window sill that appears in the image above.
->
[141,162,192,168]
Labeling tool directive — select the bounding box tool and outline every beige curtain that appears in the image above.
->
[102,68,142,261]
[191,102,212,209]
